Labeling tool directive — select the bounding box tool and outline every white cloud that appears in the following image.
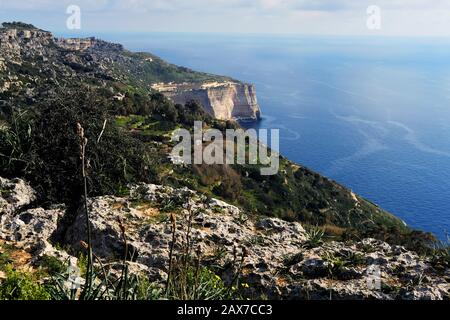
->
[2,0,450,36]
[0,0,109,12]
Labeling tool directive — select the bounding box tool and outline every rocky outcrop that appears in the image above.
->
[0,177,36,214]
[0,177,73,263]
[0,25,53,60]
[0,24,121,57]
[0,23,126,101]
[55,37,124,52]
[1,177,448,300]
[152,81,261,121]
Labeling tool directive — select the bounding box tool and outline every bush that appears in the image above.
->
[192,164,242,201]
[0,89,161,205]
[212,171,242,202]
[167,265,231,300]
[0,109,34,177]
[38,255,66,275]
[175,100,213,126]
[430,234,450,271]
[0,267,50,300]
[303,226,325,249]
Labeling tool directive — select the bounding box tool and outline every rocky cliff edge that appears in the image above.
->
[152,81,261,121]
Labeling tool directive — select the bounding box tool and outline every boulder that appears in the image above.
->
[0,177,36,214]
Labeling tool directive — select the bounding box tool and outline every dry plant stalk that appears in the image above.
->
[165,213,177,296]
[76,122,93,294]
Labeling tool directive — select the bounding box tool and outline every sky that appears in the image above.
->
[1,0,450,36]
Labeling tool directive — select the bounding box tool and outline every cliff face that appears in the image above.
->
[152,81,261,121]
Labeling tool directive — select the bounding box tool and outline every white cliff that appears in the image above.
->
[152,81,261,121]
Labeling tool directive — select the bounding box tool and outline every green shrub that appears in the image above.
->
[321,252,349,279]
[167,265,231,300]
[47,258,159,300]
[0,266,50,300]
[38,255,66,275]
[303,226,325,249]
[0,89,161,205]
[134,276,162,300]
[283,252,304,267]
[430,234,450,271]
[0,248,11,270]
[0,110,34,177]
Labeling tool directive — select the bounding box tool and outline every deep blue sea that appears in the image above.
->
[66,32,450,240]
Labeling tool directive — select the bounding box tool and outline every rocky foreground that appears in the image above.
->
[0,176,448,300]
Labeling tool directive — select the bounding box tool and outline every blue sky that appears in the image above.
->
[1,0,450,36]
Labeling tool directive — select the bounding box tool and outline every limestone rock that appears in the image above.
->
[0,177,73,264]
[0,177,36,214]
[1,177,449,300]
[151,81,261,121]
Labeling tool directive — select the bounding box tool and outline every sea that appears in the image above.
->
[62,32,450,240]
